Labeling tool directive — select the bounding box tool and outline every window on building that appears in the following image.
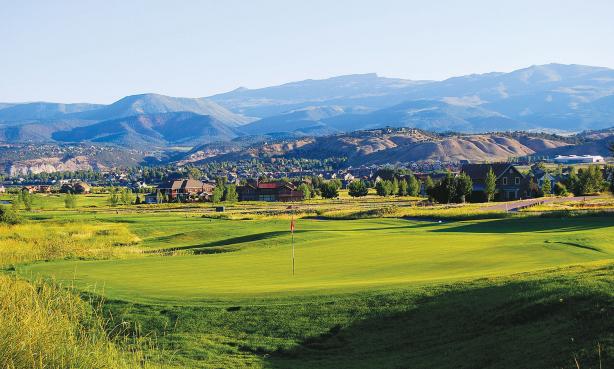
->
[502,177,508,185]
[515,177,520,185]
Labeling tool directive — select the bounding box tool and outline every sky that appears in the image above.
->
[1,0,613,103]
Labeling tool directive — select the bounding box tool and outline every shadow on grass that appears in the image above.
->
[264,266,613,369]
[432,216,613,234]
[147,223,435,254]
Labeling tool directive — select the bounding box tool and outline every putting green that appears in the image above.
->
[23,217,614,303]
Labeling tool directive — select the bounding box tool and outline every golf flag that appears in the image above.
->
[290,218,295,232]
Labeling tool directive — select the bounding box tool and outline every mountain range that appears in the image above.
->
[1,63,614,151]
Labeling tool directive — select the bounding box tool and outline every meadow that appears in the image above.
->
[2,193,613,368]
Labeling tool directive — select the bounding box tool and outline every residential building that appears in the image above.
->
[553,155,605,164]
[462,163,529,201]
[237,180,303,202]
[156,179,214,202]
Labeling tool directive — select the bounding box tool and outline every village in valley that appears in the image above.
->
[2,153,610,207]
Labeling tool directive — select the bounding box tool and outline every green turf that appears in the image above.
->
[22,216,614,303]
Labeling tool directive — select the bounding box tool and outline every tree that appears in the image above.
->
[554,182,569,196]
[19,190,33,211]
[120,188,132,205]
[223,184,238,202]
[320,181,339,199]
[484,168,497,202]
[297,183,312,200]
[391,178,399,196]
[375,180,393,197]
[577,165,605,195]
[425,176,435,202]
[348,180,369,197]
[397,179,408,196]
[541,178,552,196]
[211,186,223,203]
[64,194,77,209]
[455,173,473,203]
[565,167,581,195]
[329,178,342,190]
[407,174,424,197]
[108,187,120,206]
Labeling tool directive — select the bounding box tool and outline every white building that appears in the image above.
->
[553,155,605,164]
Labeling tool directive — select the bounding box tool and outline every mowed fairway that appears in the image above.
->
[22,216,614,303]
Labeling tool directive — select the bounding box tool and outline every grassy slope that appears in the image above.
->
[104,262,613,369]
[22,217,614,303]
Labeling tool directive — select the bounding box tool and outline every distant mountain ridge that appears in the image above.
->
[52,112,241,147]
[212,64,614,135]
[1,63,614,148]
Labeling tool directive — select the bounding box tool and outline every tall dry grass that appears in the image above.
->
[0,276,157,368]
[0,222,142,267]
[0,220,159,368]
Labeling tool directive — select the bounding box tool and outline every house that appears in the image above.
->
[60,182,91,194]
[530,166,559,194]
[237,180,303,202]
[462,163,529,201]
[37,185,52,193]
[157,179,214,202]
[21,186,37,193]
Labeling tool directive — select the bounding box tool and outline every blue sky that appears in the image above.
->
[1,0,613,103]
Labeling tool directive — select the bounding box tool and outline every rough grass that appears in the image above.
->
[0,219,157,369]
[0,222,142,268]
[0,275,158,369]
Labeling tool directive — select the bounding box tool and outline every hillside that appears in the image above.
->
[182,129,576,165]
[52,112,241,147]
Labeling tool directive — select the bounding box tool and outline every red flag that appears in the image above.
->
[290,218,295,232]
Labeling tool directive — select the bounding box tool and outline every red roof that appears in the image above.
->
[258,182,283,189]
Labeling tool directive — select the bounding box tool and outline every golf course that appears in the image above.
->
[22,215,614,302]
[5,199,611,368]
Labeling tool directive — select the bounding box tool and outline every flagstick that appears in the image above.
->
[291,212,295,276]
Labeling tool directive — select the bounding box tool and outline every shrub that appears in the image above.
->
[0,205,20,225]
[64,193,78,209]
